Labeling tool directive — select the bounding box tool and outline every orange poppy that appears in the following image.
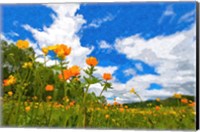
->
[86,57,98,66]
[155,106,160,111]
[69,65,80,76]
[103,73,112,81]
[181,98,188,104]
[45,85,54,91]
[54,44,71,59]
[59,69,72,81]
[119,108,124,112]
[188,102,196,107]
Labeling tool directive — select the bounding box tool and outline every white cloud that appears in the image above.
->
[113,24,196,103]
[178,9,195,23]
[7,31,19,37]
[123,68,136,76]
[22,4,93,67]
[84,14,115,29]
[135,63,143,71]
[158,5,176,24]
[99,40,112,49]
[0,34,14,44]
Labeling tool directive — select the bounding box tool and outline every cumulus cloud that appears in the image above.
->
[23,4,93,67]
[113,24,196,103]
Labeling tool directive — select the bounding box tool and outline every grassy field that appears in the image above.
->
[2,96,196,129]
[1,40,196,130]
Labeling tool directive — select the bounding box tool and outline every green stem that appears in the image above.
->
[83,84,90,128]
[135,92,143,102]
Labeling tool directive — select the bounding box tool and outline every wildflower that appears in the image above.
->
[103,73,112,81]
[25,106,31,112]
[16,40,29,49]
[54,44,71,59]
[65,105,70,110]
[63,96,69,103]
[173,93,182,99]
[3,75,16,86]
[69,101,75,107]
[107,103,111,107]
[46,96,52,101]
[45,85,54,91]
[188,102,196,107]
[130,88,135,94]
[42,47,49,55]
[156,98,160,102]
[32,96,38,101]
[59,69,72,81]
[125,105,128,109]
[120,104,123,108]
[119,108,124,112]
[22,62,33,69]
[181,98,188,104]
[8,91,13,96]
[113,101,118,106]
[86,57,98,66]
[105,114,110,119]
[69,65,80,76]
[104,106,108,110]
[155,106,160,111]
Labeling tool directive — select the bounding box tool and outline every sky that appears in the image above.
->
[1,2,197,103]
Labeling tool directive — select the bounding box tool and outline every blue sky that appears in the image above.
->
[1,2,196,103]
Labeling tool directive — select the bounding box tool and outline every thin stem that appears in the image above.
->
[83,84,90,128]
[135,92,143,102]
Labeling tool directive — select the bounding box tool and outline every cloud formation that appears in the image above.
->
[23,4,93,67]
[113,24,196,103]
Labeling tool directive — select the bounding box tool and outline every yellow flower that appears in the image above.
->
[156,98,160,102]
[3,75,16,86]
[105,114,110,119]
[22,62,33,68]
[130,88,135,94]
[54,44,71,59]
[125,105,128,109]
[42,47,49,55]
[173,93,182,99]
[8,91,13,96]
[25,106,31,112]
[104,106,108,110]
[16,40,29,49]
[46,96,52,101]
[48,45,58,50]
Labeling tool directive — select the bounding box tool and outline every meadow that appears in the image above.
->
[1,40,196,129]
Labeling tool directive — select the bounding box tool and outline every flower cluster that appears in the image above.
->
[22,62,33,69]
[3,75,16,87]
[42,44,71,60]
[58,65,81,81]
[16,40,29,49]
